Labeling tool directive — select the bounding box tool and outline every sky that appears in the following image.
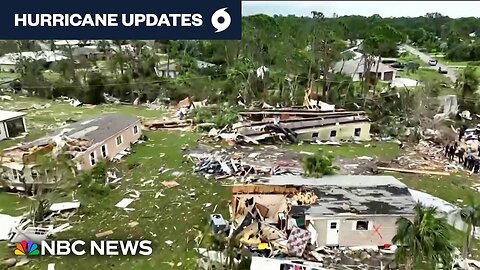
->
[242,1,480,18]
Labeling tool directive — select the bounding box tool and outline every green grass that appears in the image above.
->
[399,52,428,67]
[0,95,166,150]
[286,141,404,162]
[0,131,231,270]
[0,192,30,216]
[397,68,451,84]
[0,72,18,81]
[0,96,231,269]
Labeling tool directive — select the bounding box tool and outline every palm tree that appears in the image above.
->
[460,196,480,269]
[393,205,455,270]
[458,66,479,101]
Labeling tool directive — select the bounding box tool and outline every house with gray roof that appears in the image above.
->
[1,114,141,188]
[232,175,416,247]
[333,58,397,82]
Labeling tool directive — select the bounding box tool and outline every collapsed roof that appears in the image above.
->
[235,175,417,216]
[1,114,139,164]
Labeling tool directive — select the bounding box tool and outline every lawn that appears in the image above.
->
[287,141,404,162]
[0,96,232,269]
[0,95,479,268]
[399,52,428,67]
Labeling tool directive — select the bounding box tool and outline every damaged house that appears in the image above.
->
[0,114,141,188]
[231,110,371,143]
[230,175,416,252]
[0,110,27,140]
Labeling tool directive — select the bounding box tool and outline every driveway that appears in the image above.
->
[401,44,458,82]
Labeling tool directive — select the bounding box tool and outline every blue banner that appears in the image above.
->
[0,0,241,39]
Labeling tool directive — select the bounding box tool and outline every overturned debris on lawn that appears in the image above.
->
[143,118,194,130]
[385,140,460,173]
[186,144,303,181]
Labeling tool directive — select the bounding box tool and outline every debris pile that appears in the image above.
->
[186,145,303,181]
[143,119,194,131]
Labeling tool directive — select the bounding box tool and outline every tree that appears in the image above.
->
[26,150,78,223]
[460,196,480,269]
[393,205,455,270]
[309,11,346,102]
[458,66,479,103]
[363,24,404,94]
[303,150,336,177]
[82,72,106,104]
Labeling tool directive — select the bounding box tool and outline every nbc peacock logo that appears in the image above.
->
[14,240,40,256]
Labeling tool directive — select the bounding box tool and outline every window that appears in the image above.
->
[312,132,319,139]
[12,169,19,180]
[115,135,123,146]
[101,145,107,158]
[330,222,337,229]
[31,170,39,180]
[89,152,96,166]
[330,130,337,137]
[354,128,361,137]
[133,125,139,135]
[355,221,369,231]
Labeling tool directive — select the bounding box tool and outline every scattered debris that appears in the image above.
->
[377,166,450,176]
[115,198,135,209]
[187,144,303,181]
[162,181,180,189]
[128,221,139,228]
[49,201,81,212]
[95,230,114,238]
[143,119,193,130]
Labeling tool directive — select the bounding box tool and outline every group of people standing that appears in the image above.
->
[444,125,480,174]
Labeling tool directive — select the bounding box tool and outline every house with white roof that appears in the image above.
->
[0,51,67,72]
[0,110,27,140]
[333,58,397,82]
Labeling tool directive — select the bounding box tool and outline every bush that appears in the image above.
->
[79,162,110,197]
[194,107,238,129]
[303,150,336,177]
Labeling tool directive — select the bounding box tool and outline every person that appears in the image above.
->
[474,159,480,174]
[469,156,476,171]
[458,148,465,163]
[445,143,450,157]
[459,125,467,141]
[449,144,456,161]
[464,154,469,167]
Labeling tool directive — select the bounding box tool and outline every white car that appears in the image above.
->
[428,59,437,66]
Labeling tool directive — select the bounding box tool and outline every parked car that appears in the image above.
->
[438,67,448,74]
[428,59,438,66]
[390,62,405,69]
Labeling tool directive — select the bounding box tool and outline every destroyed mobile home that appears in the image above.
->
[212,109,371,144]
[213,175,416,268]
[0,114,141,189]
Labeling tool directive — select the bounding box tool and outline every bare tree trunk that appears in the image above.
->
[166,53,170,79]
[405,256,414,270]
[463,224,473,270]
[362,55,373,108]
[373,56,382,95]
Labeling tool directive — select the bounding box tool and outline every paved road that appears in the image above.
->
[401,44,457,82]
